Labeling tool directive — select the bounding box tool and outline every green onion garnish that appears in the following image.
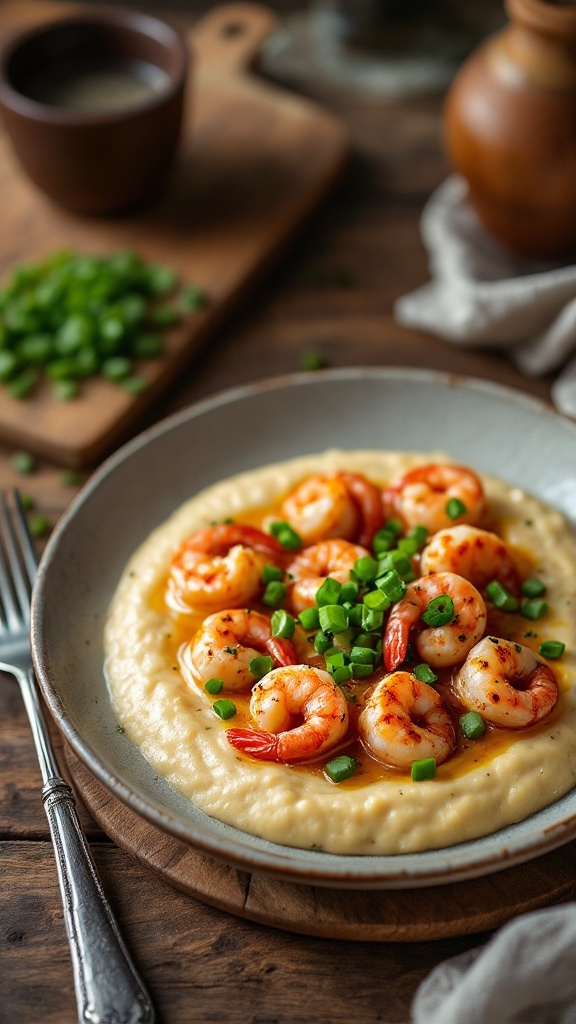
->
[262,564,284,585]
[315,577,342,606]
[413,663,437,685]
[376,569,407,603]
[249,655,273,680]
[204,677,224,694]
[319,604,349,635]
[314,631,333,654]
[411,757,437,781]
[521,598,548,621]
[446,498,467,519]
[339,580,359,605]
[262,580,287,608]
[486,580,519,613]
[11,450,36,474]
[538,640,565,659]
[422,594,455,627]
[271,609,296,639]
[324,755,358,783]
[268,520,302,550]
[213,699,237,720]
[459,711,486,739]
[363,589,390,612]
[299,607,320,630]
[408,525,428,549]
[372,528,396,554]
[522,577,546,598]
[353,555,379,584]
[361,606,384,632]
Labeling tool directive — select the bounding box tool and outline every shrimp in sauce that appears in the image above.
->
[358,672,456,768]
[168,524,286,614]
[384,571,487,670]
[226,665,349,762]
[383,463,486,534]
[454,636,558,728]
[181,608,298,692]
[420,525,521,594]
[286,538,370,615]
[281,471,383,547]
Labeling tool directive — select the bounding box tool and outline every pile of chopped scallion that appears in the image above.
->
[0,249,206,400]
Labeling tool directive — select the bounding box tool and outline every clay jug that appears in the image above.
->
[444,0,576,258]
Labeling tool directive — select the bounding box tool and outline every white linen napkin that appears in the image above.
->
[394,175,576,418]
[411,903,576,1024]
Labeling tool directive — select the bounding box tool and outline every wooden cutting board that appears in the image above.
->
[0,1,349,467]
[65,745,576,942]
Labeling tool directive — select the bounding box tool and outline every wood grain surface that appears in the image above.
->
[0,1,348,466]
[2,1,571,1021]
[64,745,576,943]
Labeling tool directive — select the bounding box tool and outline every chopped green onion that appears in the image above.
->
[354,555,379,584]
[372,528,396,554]
[486,580,519,613]
[213,699,237,720]
[300,349,328,371]
[538,640,565,659]
[11,450,36,474]
[408,525,428,549]
[339,580,359,605]
[413,663,437,685]
[363,589,390,612]
[384,518,402,536]
[350,661,374,679]
[350,646,377,664]
[271,609,296,639]
[361,606,384,632]
[446,498,467,519]
[522,577,546,598]
[324,755,358,783]
[268,520,302,551]
[521,598,548,621]
[262,581,287,608]
[204,677,224,694]
[249,655,274,679]
[422,594,455,627]
[262,564,284,585]
[376,569,407,603]
[411,757,437,781]
[459,711,486,739]
[299,607,320,630]
[315,577,342,606]
[180,284,207,310]
[52,379,78,401]
[29,515,51,538]
[319,604,349,635]
[314,631,333,654]
[331,665,352,685]
[397,536,419,557]
[119,375,148,395]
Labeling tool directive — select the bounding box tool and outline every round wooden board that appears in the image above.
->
[65,746,576,942]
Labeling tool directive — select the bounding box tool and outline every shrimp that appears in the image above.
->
[420,525,521,594]
[226,665,349,762]
[167,524,286,614]
[453,636,558,728]
[358,671,456,768]
[281,471,383,547]
[384,572,487,671]
[180,609,298,692]
[286,538,370,615]
[383,463,486,534]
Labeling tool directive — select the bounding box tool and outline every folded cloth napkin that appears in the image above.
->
[411,903,576,1024]
[394,175,576,418]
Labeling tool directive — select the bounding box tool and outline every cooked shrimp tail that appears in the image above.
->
[226,728,282,760]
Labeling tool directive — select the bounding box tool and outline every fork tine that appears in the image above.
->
[0,491,37,628]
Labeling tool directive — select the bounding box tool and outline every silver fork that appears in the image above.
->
[0,491,155,1024]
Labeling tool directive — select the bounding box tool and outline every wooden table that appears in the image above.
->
[0,2,565,1022]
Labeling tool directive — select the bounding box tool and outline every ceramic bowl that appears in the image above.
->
[0,5,188,215]
[31,369,576,888]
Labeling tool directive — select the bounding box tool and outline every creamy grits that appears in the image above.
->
[105,451,576,855]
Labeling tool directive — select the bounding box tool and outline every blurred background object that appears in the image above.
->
[444,0,576,258]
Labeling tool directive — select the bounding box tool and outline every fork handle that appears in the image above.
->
[42,777,154,1024]
[19,668,154,1024]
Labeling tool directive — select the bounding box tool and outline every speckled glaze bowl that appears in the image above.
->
[31,369,576,889]
[0,5,188,214]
